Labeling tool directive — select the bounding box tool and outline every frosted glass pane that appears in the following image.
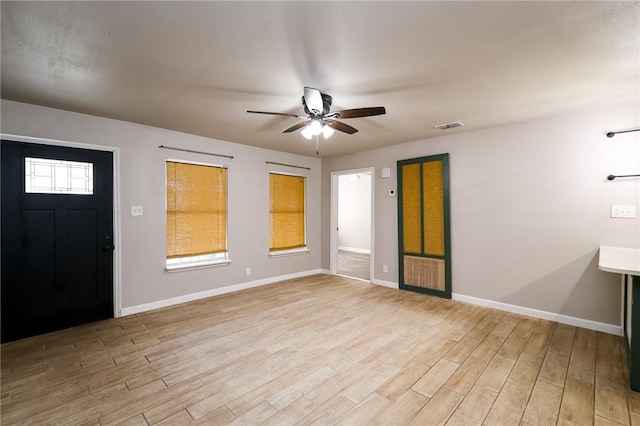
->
[25,157,93,195]
[33,164,52,176]
[33,177,52,189]
[71,178,86,190]
[70,166,87,178]
[55,167,69,189]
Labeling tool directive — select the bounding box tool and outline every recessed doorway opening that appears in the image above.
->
[330,168,374,281]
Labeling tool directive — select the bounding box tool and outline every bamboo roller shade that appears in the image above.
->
[270,173,305,251]
[422,160,445,256]
[166,161,227,259]
[402,163,422,253]
[401,160,445,256]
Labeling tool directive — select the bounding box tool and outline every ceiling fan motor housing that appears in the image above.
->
[303,93,333,116]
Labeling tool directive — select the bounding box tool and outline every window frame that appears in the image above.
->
[268,171,309,257]
[165,158,231,272]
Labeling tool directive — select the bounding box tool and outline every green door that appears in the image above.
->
[397,153,451,298]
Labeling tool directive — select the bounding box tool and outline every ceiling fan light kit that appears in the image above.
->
[308,120,323,135]
[322,125,335,139]
[300,125,313,140]
[248,87,386,146]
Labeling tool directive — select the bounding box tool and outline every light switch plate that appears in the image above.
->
[131,205,144,216]
[611,205,637,218]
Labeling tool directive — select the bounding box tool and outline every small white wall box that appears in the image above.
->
[381,167,391,178]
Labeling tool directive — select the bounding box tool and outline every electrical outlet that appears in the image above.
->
[130,205,143,216]
[383,265,388,273]
[611,205,637,218]
[245,267,251,276]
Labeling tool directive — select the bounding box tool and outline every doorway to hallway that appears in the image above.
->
[331,168,373,281]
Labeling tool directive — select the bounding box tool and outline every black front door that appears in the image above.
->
[1,140,114,342]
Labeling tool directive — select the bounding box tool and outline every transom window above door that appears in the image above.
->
[25,157,94,195]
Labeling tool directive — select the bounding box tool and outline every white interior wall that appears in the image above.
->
[2,99,638,331]
[1,100,323,313]
[322,103,640,328]
[337,173,371,253]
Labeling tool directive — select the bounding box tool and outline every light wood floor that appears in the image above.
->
[1,274,638,425]
[337,250,370,281]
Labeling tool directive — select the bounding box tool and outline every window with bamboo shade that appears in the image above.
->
[166,160,228,269]
[269,173,306,252]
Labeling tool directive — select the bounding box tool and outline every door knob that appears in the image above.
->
[103,233,114,251]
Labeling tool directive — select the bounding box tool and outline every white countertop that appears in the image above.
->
[599,246,640,275]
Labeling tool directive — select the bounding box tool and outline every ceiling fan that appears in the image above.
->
[247,87,386,140]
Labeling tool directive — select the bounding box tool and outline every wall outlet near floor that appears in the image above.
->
[245,267,251,276]
[611,205,637,218]
[130,205,143,216]
[383,265,388,273]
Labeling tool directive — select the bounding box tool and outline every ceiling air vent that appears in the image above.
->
[434,121,464,130]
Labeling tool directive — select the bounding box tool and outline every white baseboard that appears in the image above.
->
[338,246,371,254]
[452,293,622,336]
[367,278,621,335]
[370,278,399,289]
[120,270,622,336]
[120,269,326,316]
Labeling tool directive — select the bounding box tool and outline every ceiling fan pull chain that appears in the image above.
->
[315,135,319,156]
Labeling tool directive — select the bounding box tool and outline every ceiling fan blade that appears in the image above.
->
[325,119,358,134]
[333,107,386,119]
[247,110,305,118]
[283,121,310,133]
[304,87,324,115]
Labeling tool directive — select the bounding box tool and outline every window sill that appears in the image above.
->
[165,259,232,272]
[269,248,310,258]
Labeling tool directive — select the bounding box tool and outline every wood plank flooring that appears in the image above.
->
[1,274,638,425]
[337,250,370,281]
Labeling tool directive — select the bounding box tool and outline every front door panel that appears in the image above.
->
[1,140,114,342]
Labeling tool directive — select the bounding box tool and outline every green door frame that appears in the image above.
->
[397,153,452,298]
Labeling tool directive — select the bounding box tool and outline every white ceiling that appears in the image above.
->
[1,1,638,157]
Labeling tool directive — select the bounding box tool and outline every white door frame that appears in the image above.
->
[1,133,122,318]
[330,167,375,280]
